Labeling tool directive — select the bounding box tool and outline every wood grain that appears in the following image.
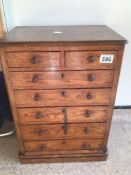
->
[24,139,104,152]
[19,153,107,164]
[17,106,110,124]
[0,26,126,44]
[0,26,126,163]
[65,51,117,69]
[6,52,60,68]
[10,70,114,89]
[20,123,106,141]
[14,88,112,107]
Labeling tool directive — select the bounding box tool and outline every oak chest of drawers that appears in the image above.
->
[0,26,126,163]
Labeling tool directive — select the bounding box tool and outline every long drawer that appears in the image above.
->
[20,123,106,141]
[6,52,60,68]
[65,51,117,70]
[17,106,110,124]
[14,89,112,107]
[24,139,104,152]
[10,70,114,89]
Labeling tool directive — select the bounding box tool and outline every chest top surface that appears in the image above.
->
[0,25,127,45]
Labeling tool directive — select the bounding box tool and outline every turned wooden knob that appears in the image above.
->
[87,74,94,81]
[36,112,44,119]
[32,75,39,83]
[84,127,89,134]
[34,93,40,101]
[87,55,95,63]
[86,93,93,100]
[85,110,92,117]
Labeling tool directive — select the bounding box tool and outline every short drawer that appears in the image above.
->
[17,106,110,124]
[6,52,60,69]
[14,89,112,107]
[21,123,106,140]
[65,51,117,70]
[24,139,104,152]
[10,70,114,89]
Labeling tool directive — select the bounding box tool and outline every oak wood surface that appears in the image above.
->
[0,26,126,44]
[20,123,106,141]
[24,138,104,152]
[102,46,125,149]
[6,52,60,68]
[0,26,126,163]
[65,51,117,70]
[3,43,123,53]
[14,88,112,107]
[19,154,107,164]
[17,106,110,124]
[10,70,114,89]
[24,148,105,156]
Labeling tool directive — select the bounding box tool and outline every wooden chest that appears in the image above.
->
[0,26,126,163]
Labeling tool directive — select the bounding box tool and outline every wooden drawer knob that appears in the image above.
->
[86,93,93,100]
[36,129,45,136]
[36,112,44,119]
[31,55,38,64]
[87,55,95,63]
[85,110,92,117]
[39,145,46,151]
[34,93,40,101]
[82,143,91,150]
[32,75,39,83]
[87,74,94,81]
[84,127,89,134]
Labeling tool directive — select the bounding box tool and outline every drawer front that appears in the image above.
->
[65,51,117,70]
[10,70,114,89]
[24,139,104,152]
[6,52,60,68]
[14,89,112,107]
[21,123,106,140]
[17,106,110,124]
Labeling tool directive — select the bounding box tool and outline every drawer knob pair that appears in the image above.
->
[31,55,38,64]
[87,55,95,63]
[36,112,44,119]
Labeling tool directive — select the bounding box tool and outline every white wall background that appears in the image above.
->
[2,0,131,105]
